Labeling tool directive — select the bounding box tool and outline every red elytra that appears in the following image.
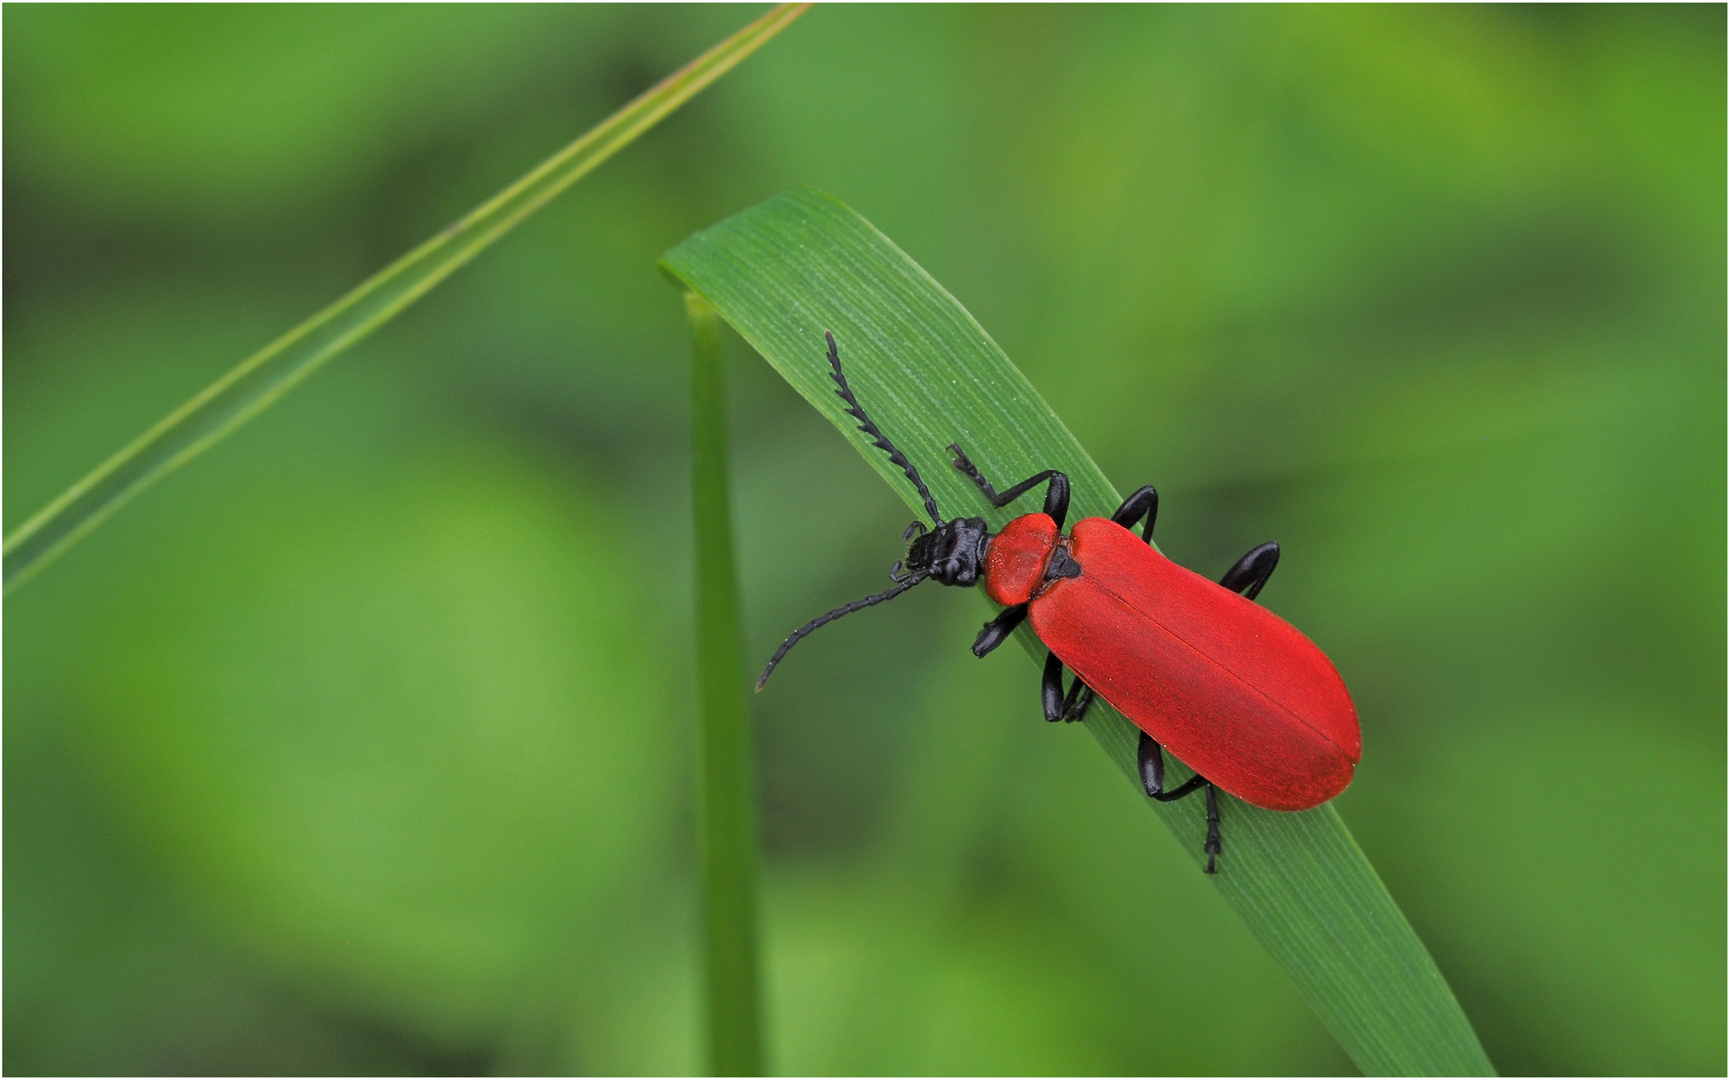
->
[987,514,1360,811]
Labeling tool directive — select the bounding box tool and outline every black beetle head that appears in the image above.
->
[899,517,990,587]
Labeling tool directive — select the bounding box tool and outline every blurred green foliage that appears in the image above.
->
[5,5,1723,1075]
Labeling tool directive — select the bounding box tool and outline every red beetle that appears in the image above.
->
[758,333,1361,873]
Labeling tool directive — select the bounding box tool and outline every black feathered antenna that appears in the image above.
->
[755,333,944,691]
[756,572,927,690]
[825,331,942,525]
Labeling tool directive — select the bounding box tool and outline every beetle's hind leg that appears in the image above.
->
[1203,783,1222,874]
[1219,541,1280,601]
[1137,734,1206,801]
[1137,732,1223,873]
[973,603,1028,657]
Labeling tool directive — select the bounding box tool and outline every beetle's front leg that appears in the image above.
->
[950,444,1071,529]
[972,603,1027,657]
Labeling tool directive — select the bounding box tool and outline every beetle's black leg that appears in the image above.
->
[1137,734,1207,802]
[949,444,1071,530]
[1137,731,1166,795]
[972,603,1028,657]
[1219,541,1280,601]
[1203,783,1222,874]
[1041,652,1069,723]
[1138,732,1220,871]
[1153,773,1209,802]
[1061,678,1095,724]
[1110,485,1160,543]
[1039,653,1096,723]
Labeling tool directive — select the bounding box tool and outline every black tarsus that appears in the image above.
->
[948,444,1071,530]
[1137,731,1220,872]
[825,331,942,525]
[1218,541,1280,601]
[756,573,927,690]
[973,603,1028,657]
[1110,485,1160,542]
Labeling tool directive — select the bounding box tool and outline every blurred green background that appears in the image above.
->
[5,5,1723,1075]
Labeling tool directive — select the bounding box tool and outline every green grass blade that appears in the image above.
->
[660,187,1494,1077]
[1,2,810,596]
[688,292,767,1076]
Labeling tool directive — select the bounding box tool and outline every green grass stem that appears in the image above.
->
[661,187,1495,1077]
[2,2,810,595]
[688,292,767,1077]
